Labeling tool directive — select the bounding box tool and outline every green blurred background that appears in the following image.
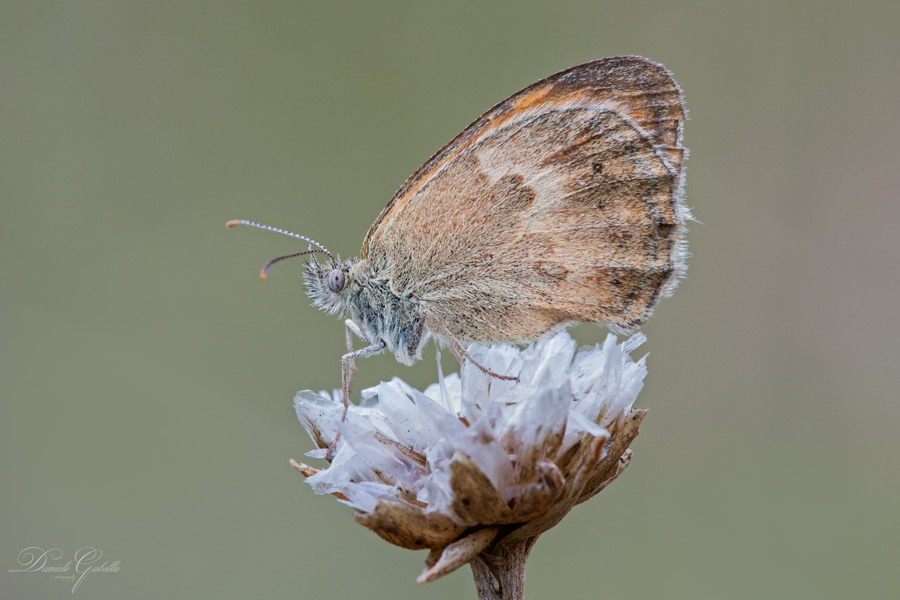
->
[2,1,898,598]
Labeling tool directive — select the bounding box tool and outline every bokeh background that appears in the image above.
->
[3,1,899,598]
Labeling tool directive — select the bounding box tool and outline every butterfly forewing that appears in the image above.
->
[362,56,689,343]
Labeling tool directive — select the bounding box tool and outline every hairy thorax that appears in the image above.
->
[348,260,426,366]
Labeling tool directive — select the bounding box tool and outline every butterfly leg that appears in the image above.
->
[343,319,368,394]
[422,309,519,383]
[340,338,386,421]
[328,338,386,461]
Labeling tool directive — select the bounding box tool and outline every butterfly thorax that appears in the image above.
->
[305,257,426,366]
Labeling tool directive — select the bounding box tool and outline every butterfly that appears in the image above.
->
[230,55,689,413]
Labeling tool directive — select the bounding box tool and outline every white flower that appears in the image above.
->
[293,331,649,584]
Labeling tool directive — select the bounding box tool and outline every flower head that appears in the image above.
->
[293,331,649,583]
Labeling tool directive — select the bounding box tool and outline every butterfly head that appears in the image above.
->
[304,256,356,317]
[226,219,359,317]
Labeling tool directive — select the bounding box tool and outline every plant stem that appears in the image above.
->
[470,537,537,600]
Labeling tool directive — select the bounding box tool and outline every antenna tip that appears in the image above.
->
[226,220,243,229]
[259,271,267,281]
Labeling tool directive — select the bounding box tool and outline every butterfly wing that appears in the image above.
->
[362,56,689,343]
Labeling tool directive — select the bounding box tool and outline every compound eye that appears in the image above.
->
[326,268,345,293]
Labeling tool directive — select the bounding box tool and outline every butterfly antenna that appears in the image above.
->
[258,250,328,281]
[226,219,335,261]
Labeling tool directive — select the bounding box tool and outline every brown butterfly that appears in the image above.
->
[229,55,689,413]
